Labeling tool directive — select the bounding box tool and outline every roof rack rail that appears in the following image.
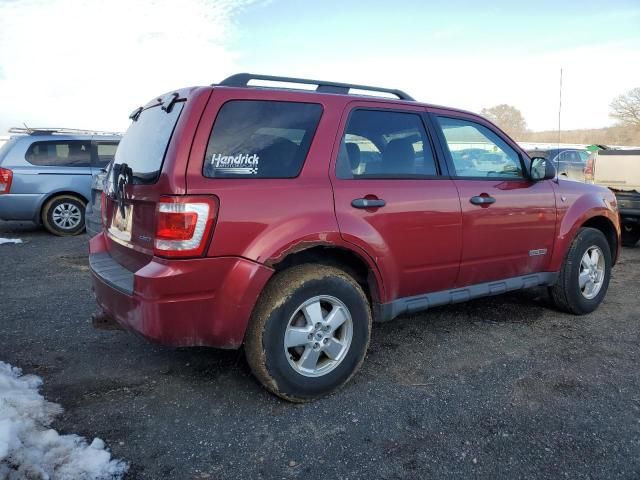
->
[216,73,415,101]
[8,127,122,136]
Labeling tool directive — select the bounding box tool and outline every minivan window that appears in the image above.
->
[336,109,438,179]
[203,100,322,178]
[94,142,118,168]
[25,141,91,167]
[114,103,184,183]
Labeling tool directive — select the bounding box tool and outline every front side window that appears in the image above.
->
[336,109,438,179]
[25,140,91,167]
[436,117,523,179]
[203,100,322,178]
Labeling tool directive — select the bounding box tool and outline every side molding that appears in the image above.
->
[375,272,558,322]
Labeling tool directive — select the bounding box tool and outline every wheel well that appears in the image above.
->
[271,246,381,305]
[582,216,618,264]
[40,191,88,222]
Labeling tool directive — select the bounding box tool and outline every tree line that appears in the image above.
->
[481,87,640,145]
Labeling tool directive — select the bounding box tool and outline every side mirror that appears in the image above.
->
[530,157,556,181]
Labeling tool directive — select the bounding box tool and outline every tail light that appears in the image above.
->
[154,196,218,258]
[0,168,13,194]
[584,156,595,183]
[100,191,108,227]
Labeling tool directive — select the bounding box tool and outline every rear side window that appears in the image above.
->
[203,100,322,178]
[336,109,438,179]
[25,141,91,167]
[94,142,118,168]
[114,103,184,183]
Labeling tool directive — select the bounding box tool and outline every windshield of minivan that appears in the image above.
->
[113,102,184,183]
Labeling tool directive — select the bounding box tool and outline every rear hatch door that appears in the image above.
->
[102,88,210,272]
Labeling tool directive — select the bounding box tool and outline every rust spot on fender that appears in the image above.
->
[263,240,333,268]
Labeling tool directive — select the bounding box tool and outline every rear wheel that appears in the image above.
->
[621,225,640,247]
[42,195,86,236]
[245,264,372,402]
[550,227,611,314]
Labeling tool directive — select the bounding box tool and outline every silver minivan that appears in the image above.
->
[0,128,120,235]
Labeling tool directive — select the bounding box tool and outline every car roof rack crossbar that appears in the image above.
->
[8,127,122,136]
[217,73,415,101]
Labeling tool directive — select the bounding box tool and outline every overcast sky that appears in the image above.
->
[0,0,639,134]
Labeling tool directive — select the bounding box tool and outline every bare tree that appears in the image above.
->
[480,104,528,138]
[610,88,640,128]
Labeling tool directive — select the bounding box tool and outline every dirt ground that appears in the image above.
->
[1,220,639,479]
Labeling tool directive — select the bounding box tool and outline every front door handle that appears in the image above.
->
[470,195,496,206]
[352,198,386,209]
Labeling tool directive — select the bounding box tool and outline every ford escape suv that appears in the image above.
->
[0,128,120,235]
[90,74,620,402]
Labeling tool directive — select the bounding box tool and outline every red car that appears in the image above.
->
[90,74,620,402]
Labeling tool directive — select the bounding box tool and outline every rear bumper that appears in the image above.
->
[0,193,45,222]
[614,192,640,224]
[619,208,640,224]
[89,233,274,348]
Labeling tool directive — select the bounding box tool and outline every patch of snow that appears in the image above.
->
[0,361,128,480]
[0,238,22,245]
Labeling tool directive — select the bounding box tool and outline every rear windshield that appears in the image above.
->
[0,138,17,163]
[114,102,184,183]
[203,100,322,178]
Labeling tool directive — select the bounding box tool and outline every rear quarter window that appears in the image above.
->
[94,142,119,168]
[25,140,91,167]
[203,100,322,178]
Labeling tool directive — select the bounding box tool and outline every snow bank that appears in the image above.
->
[0,362,128,480]
[0,238,22,245]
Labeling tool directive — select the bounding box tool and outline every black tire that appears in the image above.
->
[42,195,86,236]
[549,227,612,315]
[621,225,640,247]
[245,264,372,402]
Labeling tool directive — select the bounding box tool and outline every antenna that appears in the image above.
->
[555,67,563,182]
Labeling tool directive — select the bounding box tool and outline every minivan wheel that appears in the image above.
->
[549,227,612,315]
[245,264,372,402]
[621,225,640,247]
[42,195,86,236]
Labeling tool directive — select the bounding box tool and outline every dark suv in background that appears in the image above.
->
[525,147,590,182]
[0,128,119,235]
[89,74,620,402]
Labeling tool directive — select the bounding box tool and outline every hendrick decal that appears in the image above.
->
[211,153,259,174]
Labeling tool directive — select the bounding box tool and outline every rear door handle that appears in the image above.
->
[470,195,496,206]
[351,198,386,209]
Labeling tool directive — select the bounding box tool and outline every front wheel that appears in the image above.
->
[244,264,372,402]
[550,227,612,315]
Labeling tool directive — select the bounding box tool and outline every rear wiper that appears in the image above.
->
[129,107,143,122]
[161,93,180,113]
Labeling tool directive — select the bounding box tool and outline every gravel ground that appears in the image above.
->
[1,220,639,479]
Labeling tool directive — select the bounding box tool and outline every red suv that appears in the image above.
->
[90,74,620,402]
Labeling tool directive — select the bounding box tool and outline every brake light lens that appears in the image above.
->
[584,156,594,183]
[154,196,218,258]
[100,191,108,227]
[0,168,13,194]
